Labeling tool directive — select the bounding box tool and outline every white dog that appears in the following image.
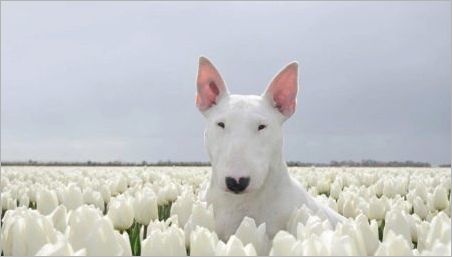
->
[196,57,346,240]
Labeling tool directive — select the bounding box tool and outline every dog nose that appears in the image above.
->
[225,177,250,193]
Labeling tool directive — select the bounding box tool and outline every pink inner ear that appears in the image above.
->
[272,88,296,117]
[196,81,220,111]
[267,64,298,117]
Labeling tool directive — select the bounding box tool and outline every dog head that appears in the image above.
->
[196,57,299,194]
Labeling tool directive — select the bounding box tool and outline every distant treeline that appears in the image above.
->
[1,159,448,167]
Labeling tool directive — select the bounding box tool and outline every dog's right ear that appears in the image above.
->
[196,56,229,112]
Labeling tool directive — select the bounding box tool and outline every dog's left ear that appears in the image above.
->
[263,62,299,118]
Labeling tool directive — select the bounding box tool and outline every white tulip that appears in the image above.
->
[141,225,186,256]
[133,190,158,225]
[235,216,270,255]
[67,205,103,251]
[184,201,215,246]
[374,230,413,256]
[355,214,379,255]
[342,198,357,218]
[157,183,179,205]
[432,186,449,211]
[294,236,328,256]
[116,229,133,256]
[83,188,105,212]
[171,192,194,227]
[37,189,59,215]
[18,193,30,207]
[215,235,257,256]
[419,212,451,252]
[335,221,367,255]
[367,196,386,220]
[294,230,358,256]
[329,181,342,199]
[1,207,58,255]
[108,195,134,231]
[269,231,297,256]
[316,180,330,195]
[116,175,128,194]
[414,182,428,203]
[413,196,428,219]
[1,192,17,211]
[296,216,332,240]
[383,180,396,198]
[62,184,83,210]
[286,204,313,235]
[99,184,111,204]
[383,209,412,244]
[35,233,86,256]
[420,242,451,256]
[47,205,67,233]
[190,226,219,256]
[146,215,179,236]
[84,217,132,255]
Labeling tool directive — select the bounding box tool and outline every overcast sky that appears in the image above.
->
[1,2,450,164]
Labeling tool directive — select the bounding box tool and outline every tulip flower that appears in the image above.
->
[36,189,59,215]
[99,184,111,204]
[108,195,134,231]
[383,180,396,198]
[355,214,379,255]
[413,196,428,220]
[146,215,179,236]
[296,216,332,240]
[294,236,328,255]
[47,205,67,233]
[374,230,413,256]
[184,201,215,246]
[286,204,313,235]
[418,212,451,252]
[157,183,179,205]
[367,196,386,220]
[141,225,186,256]
[18,194,30,208]
[215,235,257,256]
[432,186,449,211]
[383,209,412,244]
[269,231,297,256]
[335,221,367,255]
[84,217,132,255]
[235,216,270,255]
[62,184,83,211]
[35,233,86,256]
[190,226,219,256]
[171,192,195,227]
[330,181,342,199]
[133,190,158,226]
[419,242,451,256]
[83,188,105,212]
[1,207,58,256]
[67,205,103,251]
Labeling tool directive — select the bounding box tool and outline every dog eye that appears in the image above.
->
[258,124,266,131]
[217,122,225,129]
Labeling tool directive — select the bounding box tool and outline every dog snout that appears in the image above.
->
[225,176,250,193]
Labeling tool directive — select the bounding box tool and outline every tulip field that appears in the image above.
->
[1,166,451,256]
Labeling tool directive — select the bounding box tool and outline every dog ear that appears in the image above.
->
[263,62,299,118]
[196,56,229,112]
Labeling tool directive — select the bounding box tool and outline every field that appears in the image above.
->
[1,166,450,256]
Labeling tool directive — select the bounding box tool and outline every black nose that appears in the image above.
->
[225,177,250,193]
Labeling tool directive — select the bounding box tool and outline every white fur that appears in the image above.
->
[196,57,346,240]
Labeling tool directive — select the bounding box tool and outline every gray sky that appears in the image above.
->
[1,1,450,164]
